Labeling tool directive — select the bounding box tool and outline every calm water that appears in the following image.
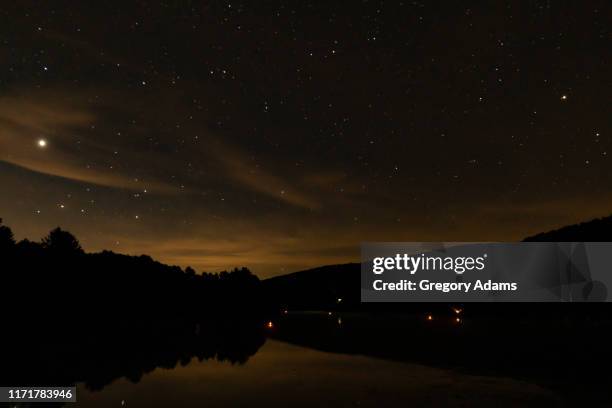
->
[74,339,561,407]
[5,311,608,407]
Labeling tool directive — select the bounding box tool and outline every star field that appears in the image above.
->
[0,1,610,276]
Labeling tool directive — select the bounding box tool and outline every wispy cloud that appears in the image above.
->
[213,141,320,209]
[0,89,328,207]
[0,90,179,192]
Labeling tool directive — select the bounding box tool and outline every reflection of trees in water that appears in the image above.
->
[2,318,266,392]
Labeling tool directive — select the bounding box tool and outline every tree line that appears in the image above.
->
[0,218,267,319]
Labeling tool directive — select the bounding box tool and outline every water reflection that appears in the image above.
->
[75,340,560,408]
[1,318,266,393]
[4,312,612,407]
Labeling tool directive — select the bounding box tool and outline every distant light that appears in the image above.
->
[455,317,462,323]
[37,139,47,148]
[561,95,568,101]
[266,321,274,329]
[427,314,433,321]
[453,308,462,315]
[283,309,288,315]
[336,298,343,303]
[328,311,333,316]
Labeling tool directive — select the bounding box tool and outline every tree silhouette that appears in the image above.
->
[0,219,266,316]
[0,218,15,250]
[15,239,43,255]
[41,227,84,254]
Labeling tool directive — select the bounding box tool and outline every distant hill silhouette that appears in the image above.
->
[265,214,612,312]
[524,214,612,242]
[263,263,456,313]
[264,263,361,310]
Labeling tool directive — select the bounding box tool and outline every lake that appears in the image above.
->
[75,339,561,407]
[68,310,612,408]
[4,310,611,407]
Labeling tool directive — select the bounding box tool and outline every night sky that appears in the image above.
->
[1,2,610,277]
